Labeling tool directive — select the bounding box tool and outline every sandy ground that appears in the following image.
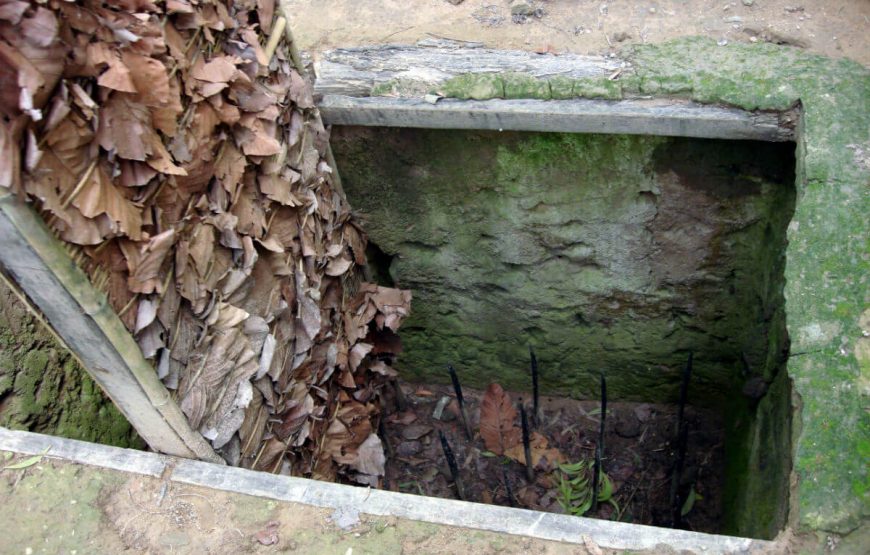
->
[283,0,869,66]
[0,455,602,554]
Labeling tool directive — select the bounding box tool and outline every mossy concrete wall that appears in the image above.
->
[334,37,869,538]
[333,127,795,539]
[0,281,142,448]
[333,129,794,410]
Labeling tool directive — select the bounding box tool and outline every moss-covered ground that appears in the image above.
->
[0,282,142,449]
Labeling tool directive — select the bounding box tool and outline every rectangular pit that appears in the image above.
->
[330,126,796,539]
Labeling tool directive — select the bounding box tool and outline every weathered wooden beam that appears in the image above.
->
[318,96,795,142]
[0,191,221,463]
[313,44,795,141]
[314,42,621,97]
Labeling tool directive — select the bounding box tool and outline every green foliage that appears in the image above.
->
[556,460,619,517]
[681,486,703,517]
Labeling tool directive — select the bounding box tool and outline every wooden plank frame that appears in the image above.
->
[317,96,795,142]
[0,191,221,463]
[313,43,796,141]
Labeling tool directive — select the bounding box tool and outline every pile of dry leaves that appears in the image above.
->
[0,0,411,486]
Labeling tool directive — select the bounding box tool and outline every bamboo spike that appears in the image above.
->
[519,399,534,482]
[530,345,540,426]
[669,351,693,528]
[438,430,465,501]
[502,468,516,507]
[392,379,408,412]
[447,364,472,440]
[591,372,607,512]
[0,192,220,462]
[263,16,287,64]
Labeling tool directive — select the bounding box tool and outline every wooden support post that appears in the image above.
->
[0,192,221,463]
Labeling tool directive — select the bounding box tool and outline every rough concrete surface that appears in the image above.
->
[333,129,794,406]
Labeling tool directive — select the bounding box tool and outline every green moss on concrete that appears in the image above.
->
[440,74,505,100]
[722,368,793,538]
[503,73,551,100]
[334,127,794,410]
[0,283,142,449]
[622,38,869,536]
[571,77,623,100]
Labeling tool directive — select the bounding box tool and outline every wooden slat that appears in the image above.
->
[318,96,795,142]
[314,42,621,97]
[0,192,221,463]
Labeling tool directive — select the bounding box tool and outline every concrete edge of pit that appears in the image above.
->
[0,427,771,554]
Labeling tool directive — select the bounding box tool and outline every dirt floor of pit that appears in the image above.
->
[285,0,869,67]
[382,381,726,534]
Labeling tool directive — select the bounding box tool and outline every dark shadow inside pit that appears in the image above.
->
[331,126,796,539]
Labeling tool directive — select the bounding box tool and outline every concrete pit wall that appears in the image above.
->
[331,127,796,538]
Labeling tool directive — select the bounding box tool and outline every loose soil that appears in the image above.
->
[382,379,726,534]
[285,0,870,67]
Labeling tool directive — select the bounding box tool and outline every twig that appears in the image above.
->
[61,159,98,210]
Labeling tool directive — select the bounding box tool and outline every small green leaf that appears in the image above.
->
[481,450,498,458]
[681,487,701,517]
[3,447,50,470]
[598,472,614,501]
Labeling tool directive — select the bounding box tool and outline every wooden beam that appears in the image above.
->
[313,44,795,141]
[314,42,621,97]
[318,96,795,142]
[0,192,221,463]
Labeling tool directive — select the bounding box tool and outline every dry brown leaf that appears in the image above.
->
[258,173,301,206]
[97,94,153,161]
[479,383,521,456]
[126,229,176,294]
[89,44,136,93]
[504,431,566,469]
[72,164,143,240]
[121,51,170,107]
[191,55,240,83]
[0,1,28,24]
[145,132,187,176]
[350,433,385,478]
[325,255,352,277]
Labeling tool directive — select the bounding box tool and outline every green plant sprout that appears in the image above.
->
[557,459,619,517]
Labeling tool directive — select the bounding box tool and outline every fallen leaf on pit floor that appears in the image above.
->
[413,387,433,397]
[504,431,565,469]
[253,520,279,545]
[517,486,540,508]
[387,411,417,425]
[400,424,432,440]
[479,383,521,455]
